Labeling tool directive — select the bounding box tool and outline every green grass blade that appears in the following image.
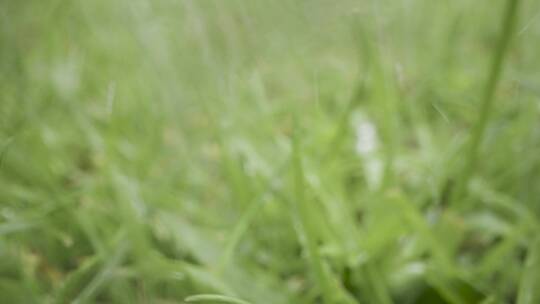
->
[517,236,540,304]
[453,0,521,206]
[72,237,129,304]
[291,120,333,302]
[185,294,253,304]
[291,119,357,304]
[218,160,289,271]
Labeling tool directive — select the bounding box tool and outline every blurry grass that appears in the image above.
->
[185,294,253,304]
[452,0,521,208]
[1,0,540,303]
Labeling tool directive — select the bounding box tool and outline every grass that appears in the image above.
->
[452,0,522,208]
[185,294,253,304]
[1,0,540,303]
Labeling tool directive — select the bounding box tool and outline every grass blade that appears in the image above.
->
[517,236,540,304]
[291,119,357,304]
[453,0,521,206]
[185,294,253,304]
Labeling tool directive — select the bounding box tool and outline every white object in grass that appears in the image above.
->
[353,112,382,189]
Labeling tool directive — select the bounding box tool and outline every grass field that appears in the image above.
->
[1,0,540,303]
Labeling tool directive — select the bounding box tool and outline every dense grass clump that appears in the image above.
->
[1,0,540,303]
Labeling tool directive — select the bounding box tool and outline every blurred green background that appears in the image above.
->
[1,0,540,303]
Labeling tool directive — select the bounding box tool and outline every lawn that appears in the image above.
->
[1,0,540,303]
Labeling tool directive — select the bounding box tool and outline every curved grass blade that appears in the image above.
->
[290,118,358,304]
[517,236,540,304]
[185,294,253,304]
[452,0,521,206]
[218,160,289,271]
